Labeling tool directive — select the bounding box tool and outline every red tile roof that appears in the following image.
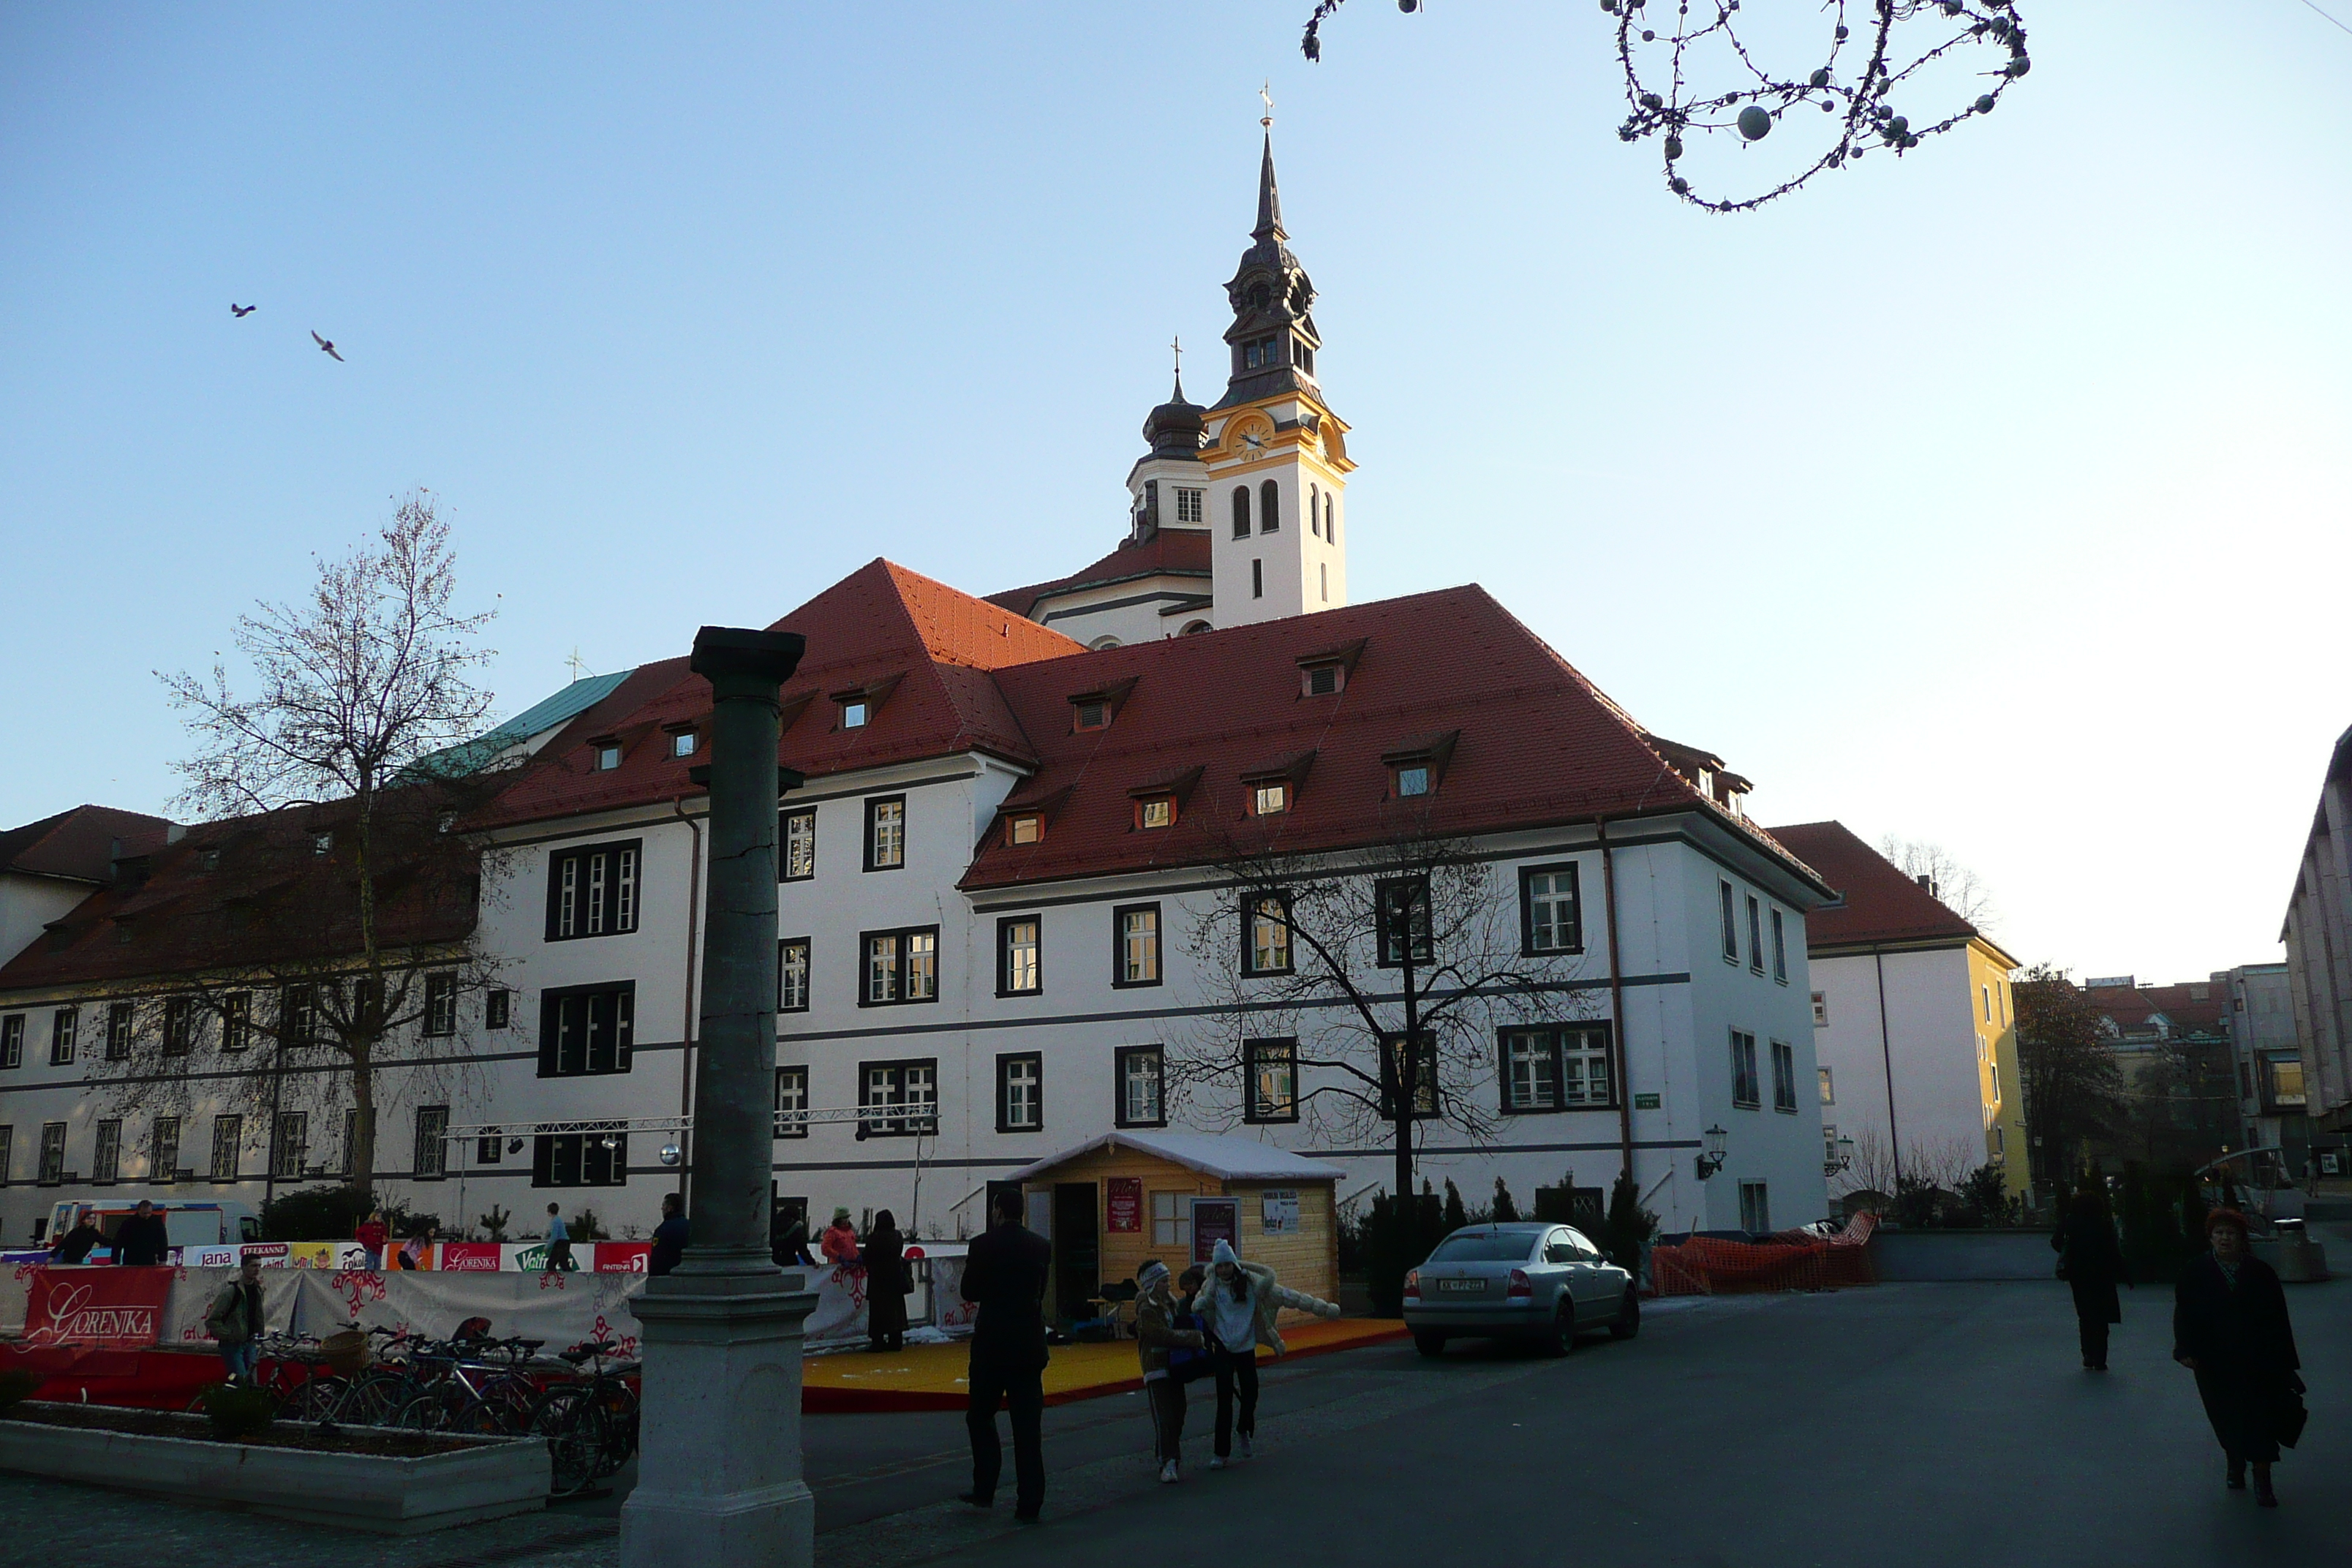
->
[481,560,1084,829]
[985,530,1213,622]
[1763,821,1983,952]
[964,585,1825,892]
[0,805,175,885]
[2084,982,2229,1038]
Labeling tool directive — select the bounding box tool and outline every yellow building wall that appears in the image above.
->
[1967,940,2032,1197]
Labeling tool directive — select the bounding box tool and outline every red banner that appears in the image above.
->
[438,1242,503,1272]
[593,1243,649,1274]
[24,1268,174,1349]
[1106,1177,1143,1234]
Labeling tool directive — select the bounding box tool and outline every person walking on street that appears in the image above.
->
[650,1194,690,1277]
[543,1204,574,1272]
[1137,1259,1206,1483]
[821,1207,860,1269]
[113,1199,172,1267]
[51,1208,105,1264]
[957,1188,1051,1521]
[2175,1208,2304,1507]
[205,1256,267,1381]
[863,1208,909,1353]
[2051,1182,2130,1371]
[1198,1238,1344,1467]
[355,1210,389,1270]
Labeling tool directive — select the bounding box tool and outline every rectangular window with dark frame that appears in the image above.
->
[997,916,1042,996]
[222,992,251,1052]
[151,1117,180,1183]
[1746,895,1764,973]
[1520,864,1583,955]
[272,1112,308,1179]
[1379,1032,1440,1119]
[1730,1030,1761,1109]
[423,971,458,1037]
[532,1128,628,1188]
[477,1127,504,1164]
[1770,908,1788,984]
[779,938,812,1012]
[545,839,641,941]
[781,808,816,881]
[1117,1045,1166,1128]
[774,1065,809,1139]
[1497,1023,1617,1113]
[106,1001,133,1060]
[485,989,511,1030]
[1376,878,1433,967]
[209,1114,244,1182]
[996,1051,1043,1133]
[1114,903,1161,988]
[280,985,317,1047]
[415,1105,450,1177]
[0,1016,20,1070]
[1770,1040,1798,1112]
[39,1122,67,1184]
[859,926,939,1006]
[49,1008,76,1066]
[1246,1038,1300,1123]
[1719,881,1739,962]
[0,1126,11,1186]
[538,981,636,1077]
[858,1058,938,1137]
[863,796,906,872]
[91,1118,121,1183]
[1243,893,1292,976]
[162,996,197,1056]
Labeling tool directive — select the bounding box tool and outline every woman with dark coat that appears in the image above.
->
[2051,1183,2130,1371]
[863,1208,910,1354]
[2174,1208,2303,1507]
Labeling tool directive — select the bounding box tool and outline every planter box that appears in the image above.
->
[0,1404,549,1534]
[1870,1229,2057,1282]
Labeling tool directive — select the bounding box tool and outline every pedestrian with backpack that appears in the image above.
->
[205,1256,267,1381]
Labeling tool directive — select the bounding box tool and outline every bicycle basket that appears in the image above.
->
[319,1329,370,1375]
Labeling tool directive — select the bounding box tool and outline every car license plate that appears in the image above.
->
[1437,1278,1485,1294]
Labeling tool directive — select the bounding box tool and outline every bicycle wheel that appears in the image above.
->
[472,1373,542,1436]
[339,1368,410,1426]
[593,1379,641,1477]
[393,1392,454,1432]
[283,1374,350,1423]
[529,1384,608,1498]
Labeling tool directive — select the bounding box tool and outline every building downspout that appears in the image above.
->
[1599,818,1634,1188]
[673,795,704,1208]
[1874,947,1902,1194]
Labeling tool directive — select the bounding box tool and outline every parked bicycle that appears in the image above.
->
[391,1335,548,1436]
[529,1338,643,1496]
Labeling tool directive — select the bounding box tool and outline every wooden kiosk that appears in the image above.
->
[1009,1131,1344,1327]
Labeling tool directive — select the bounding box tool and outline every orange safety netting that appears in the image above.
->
[1649,1211,1878,1296]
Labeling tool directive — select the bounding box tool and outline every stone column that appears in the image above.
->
[622,625,814,1568]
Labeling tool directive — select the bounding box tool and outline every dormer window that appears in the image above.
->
[1136,796,1175,831]
[840,701,869,729]
[1006,813,1043,847]
[1075,701,1109,732]
[592,739,622,771]
[1393,765,1431,799]
[312,832,334,856]
[1252,782,1289,816]
[199,848,222,872]
[1068,677,1137,734]
[1297,641,1364,698]
[668,728,698,758]
[1383,731,1458,802]
[1303,664,1341,697]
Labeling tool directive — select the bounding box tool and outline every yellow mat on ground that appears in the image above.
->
[802,1316,1406,1411]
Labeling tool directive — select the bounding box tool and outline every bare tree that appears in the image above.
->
[1836,1126,1898,1213]
[2013,963,2127,1190]
[1172,805,1598,1212]
[1878,834,1997,930]
[115,494,506,1198]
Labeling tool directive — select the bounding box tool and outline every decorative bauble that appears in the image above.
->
[1736,105,1773,140]
[1665,135,1684,159]
[1974,93,1997,113]
[1810,67,1830,87]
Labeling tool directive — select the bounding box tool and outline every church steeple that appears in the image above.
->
[1217,128,1320,411]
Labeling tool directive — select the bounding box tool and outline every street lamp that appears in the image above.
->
[1824,1134,1854,1177]
[1695,1125,1729,1180]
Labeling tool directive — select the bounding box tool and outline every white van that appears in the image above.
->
[43,1198,261,1257]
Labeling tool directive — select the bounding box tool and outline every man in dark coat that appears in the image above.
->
[649,1193,690,1277]
[112,1200,173,1267]
[2051,1185,2130,1370]
[957,1188,1051,1521]
[2174,1208,2302,1507]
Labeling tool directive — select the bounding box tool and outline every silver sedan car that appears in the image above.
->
[1402,1221,1639,1357]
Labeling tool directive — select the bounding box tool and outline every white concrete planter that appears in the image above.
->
[0,1404,549,1534]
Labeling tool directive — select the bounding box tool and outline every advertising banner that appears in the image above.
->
[1190,1197,1240,1267]
[23,1267,173,1349]
[438,1242,503,1273]
[593,1243,649,1274]
[187,1245,240,1270]
[1259,1188,1300,1235]
[1106,1177,1143,1234]
[387,1241,437,1271]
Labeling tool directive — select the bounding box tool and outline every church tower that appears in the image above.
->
[1202,128,1353,625]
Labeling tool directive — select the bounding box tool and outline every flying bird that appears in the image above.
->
[230,303,257,317]
[311,330,344,362]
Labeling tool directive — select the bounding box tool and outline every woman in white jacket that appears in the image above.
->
[1199,1238,1341,1467]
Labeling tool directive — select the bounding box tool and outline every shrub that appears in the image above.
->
[260,1184,437,1244]
[0,1368,41,1411]
[1441,1180,1468,1234]
[200,1382,278,1441]
[568,1207,612,1242]
[1363,1187,1447,1317]
[478,1204,512,1243]
[1490,1177,1520,1224]
[1599,1170,1659,1271]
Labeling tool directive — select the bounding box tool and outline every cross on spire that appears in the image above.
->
[1259,80,1275,129]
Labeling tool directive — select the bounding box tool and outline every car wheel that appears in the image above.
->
[1609,1286,1640,1340]
[1412,1331,1446,1359]
[1542,1305,1578,1357]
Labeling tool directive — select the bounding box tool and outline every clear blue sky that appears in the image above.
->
[4,3,2347,983]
